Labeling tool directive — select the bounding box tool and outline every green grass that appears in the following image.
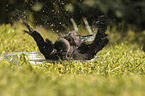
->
[0,22,145,96]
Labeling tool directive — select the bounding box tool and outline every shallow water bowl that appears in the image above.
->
[1,52,99,65]
[3,52,45,65]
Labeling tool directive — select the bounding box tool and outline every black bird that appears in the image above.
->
[23,16,109,60]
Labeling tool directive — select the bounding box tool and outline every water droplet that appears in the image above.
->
[51,24,54,26]
[56,30,59,32]
[30,4,32,6]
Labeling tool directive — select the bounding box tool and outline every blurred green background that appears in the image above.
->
[1,0,145,51]
[0,0,145,30]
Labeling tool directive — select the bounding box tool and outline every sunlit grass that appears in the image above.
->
[0,22,145,96]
